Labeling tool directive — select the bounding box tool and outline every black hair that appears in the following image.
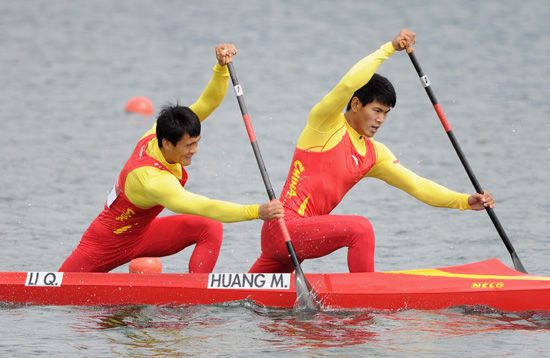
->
[346,73,396,110]
[156,104,201,148]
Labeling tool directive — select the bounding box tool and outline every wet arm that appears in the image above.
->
[307,42,396,132]
[138,64,229,140]
[130,168,259,222]
[189,63,230,122]
[366,142,471,210]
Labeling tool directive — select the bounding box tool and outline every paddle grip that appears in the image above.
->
[399,40,414,54]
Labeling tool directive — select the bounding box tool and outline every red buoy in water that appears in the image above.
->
[129,257,162,274]
[125,96,154,115]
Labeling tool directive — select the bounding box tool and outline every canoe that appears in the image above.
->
[1,258,549,312]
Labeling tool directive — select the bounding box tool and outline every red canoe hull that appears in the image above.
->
[1,259,549,312]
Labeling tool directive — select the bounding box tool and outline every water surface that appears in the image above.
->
[1,0,549,356]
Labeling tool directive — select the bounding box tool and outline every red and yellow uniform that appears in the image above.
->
[249,42,471,273]
[60,64,260,273]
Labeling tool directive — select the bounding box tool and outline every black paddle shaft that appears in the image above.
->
[226,61,320,309]
[405,49,527,273]
[226,65,276,200]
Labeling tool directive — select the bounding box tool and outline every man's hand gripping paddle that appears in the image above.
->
[227,61,322,309]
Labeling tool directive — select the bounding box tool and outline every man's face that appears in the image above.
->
[352,99,391,138]
[163,133,201,166]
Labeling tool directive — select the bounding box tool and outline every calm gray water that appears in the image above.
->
[1,0,550,356]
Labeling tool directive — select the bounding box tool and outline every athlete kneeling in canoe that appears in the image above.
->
[249,29,494,273]
[59,44,284,273]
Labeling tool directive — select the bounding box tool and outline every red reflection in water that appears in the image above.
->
[381,306,550,337]
[71,303,550,351]
[257,310,378,348]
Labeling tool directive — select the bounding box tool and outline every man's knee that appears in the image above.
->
[346,216,375,251]
[350,216,374,235]
[199,218,224,245]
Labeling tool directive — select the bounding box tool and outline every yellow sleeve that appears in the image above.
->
[307,42,395,133]
[366,141,472,210]
[141,124,156,140]
[138,64,229,140]
[125,167,259,222]
[189,63,230,122]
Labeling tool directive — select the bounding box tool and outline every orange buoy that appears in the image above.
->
[129,257,162,274]
[125,96,154,115]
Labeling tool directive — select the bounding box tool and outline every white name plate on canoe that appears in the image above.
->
[208,273,290,290]
[25,272,64,287]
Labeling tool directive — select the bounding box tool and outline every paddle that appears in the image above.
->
[400,42,527,273]
[226,61,321,310]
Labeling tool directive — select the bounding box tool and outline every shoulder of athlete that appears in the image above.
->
[297,113,347,150]
[139,124,157,140]
[365,140,399,177]
[126,165,180,192]
[372,140,397,164]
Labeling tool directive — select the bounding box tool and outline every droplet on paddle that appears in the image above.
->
[129,257,162,273]
[125,96,154,115]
